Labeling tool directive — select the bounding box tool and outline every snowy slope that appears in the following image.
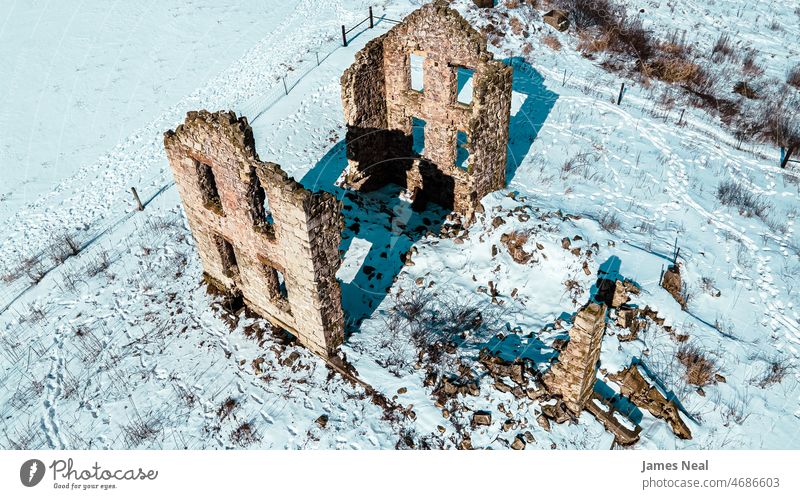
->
[1,0,798,449]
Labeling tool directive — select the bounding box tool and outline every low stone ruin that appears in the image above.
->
[542,301,607,414]
[661,263,686,308]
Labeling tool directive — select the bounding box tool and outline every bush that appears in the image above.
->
[676,343,716,386]
[751,357,792,388]
[787,64,800,89]
[716,180,768,218]
[644,56,706,86]
[598,211,621,233]
[711,33,735,62]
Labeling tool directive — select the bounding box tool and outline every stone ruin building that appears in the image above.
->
[164,111,345,359]
[163,3,694,446]
[341,0,512,220]
[165,2,512,358]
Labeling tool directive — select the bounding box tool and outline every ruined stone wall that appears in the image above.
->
[164,110,344,358]
[341,0,512,220]
[544,302,607,414]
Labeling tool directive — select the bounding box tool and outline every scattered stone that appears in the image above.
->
[523,431,535,443]
[472,411,492,426]
[537,414,551,431]
[511,435,526,450]
[609,365,692,440]
[561,237,571,249]
[315,415,329,428]
[501,231,534,264]
[397,387,407,394]
[492,216,506,228]
[714,373,726,384]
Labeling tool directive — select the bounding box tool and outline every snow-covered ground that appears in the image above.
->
[1,0,798,449]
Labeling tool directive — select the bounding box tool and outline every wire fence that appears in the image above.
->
[0,8,403,317]
[237,8,399,123]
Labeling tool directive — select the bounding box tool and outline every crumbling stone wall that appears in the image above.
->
[543,302,607,414]
[164,110,344,358]
[341,0,512,220]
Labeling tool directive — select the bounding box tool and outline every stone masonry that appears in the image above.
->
[341,0,513,221]
[164,111,344,358]
[165,4,515,362]
[543,302,607,414]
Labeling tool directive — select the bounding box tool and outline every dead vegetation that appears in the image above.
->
[541,34,561,51]
[676,343,716,387]
[230,422,260,446]
[788,64,800,89]
[598,211,621,233]
[750,356,793,389]
[716,179,768,219]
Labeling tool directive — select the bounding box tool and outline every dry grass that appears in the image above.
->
[716,179,768,218]
[643,56,706,86]
[676,343,716,387]
[750,357,793,389]
[742,50,764,76]
[542,34,562,51]
[711,33,736,62]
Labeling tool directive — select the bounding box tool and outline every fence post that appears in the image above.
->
[282,77,288,95]
[341,25,348,47]
[781,145,795,169]
[315,52,320,66]
[369,7,374,28]
[562,68,567,86]
[130,187,144,211]
[677,109,685,125]
[617,82,625,105]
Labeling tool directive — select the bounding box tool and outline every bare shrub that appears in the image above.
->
[750,356,793,388]
[122,412,164,447]
[716,180,768,218]
[230,422,260,447]
[711,33,735,62]
[676,343,716,386]
[50,233,81,264]
[742,50,764,76]
[217,397,238,421]
[85,250,113,278]
[598,211,621,233]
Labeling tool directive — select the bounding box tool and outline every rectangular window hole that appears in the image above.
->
[410,54,425,92]
[411,117,426,156]
[197,161,223,213]
[456,67,474,105]
[216,236,238,278]
[456,130,469,169]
